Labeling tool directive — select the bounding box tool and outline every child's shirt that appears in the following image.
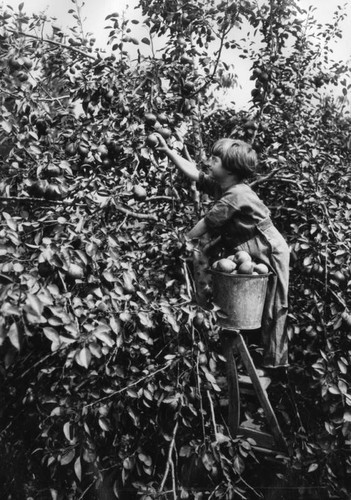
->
[197,172,270,248]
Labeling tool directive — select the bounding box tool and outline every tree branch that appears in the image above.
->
[0,196,157,221]
[0,195,86,207]
[268,205,307,217]
[8,29,97,61]
[113,201,158,221]
[145,195,174,202]
[158,418,179,494]
[37,95,70,102]
[84,360,175,407]
[249,166,285,187]
[326,186,351,204]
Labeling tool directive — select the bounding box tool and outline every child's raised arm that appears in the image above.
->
[154,133,200,182]
[186,218,208,240]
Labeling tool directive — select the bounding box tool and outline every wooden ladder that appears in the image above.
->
[221,330,288,455]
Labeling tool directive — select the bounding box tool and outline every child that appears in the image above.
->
[155,135,289,368]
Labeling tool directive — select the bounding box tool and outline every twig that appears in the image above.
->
[84,360,174,407]
[268,205,308,218]
[183,145,200,214]
[238,475,263,499]
[269,177,301,185]
[37,95,70,102]
[326,186,351,204]
[0,87,20,98]
[314,277,346,308]
[158,418,179,493]
[19,344,74,378]
[74,0,86,40]
[116,215,128,233]
[77,480,95,500]
[249,166,285,188]
[172,187,181,201]
[182,260,193,298]
[171,457,177,500]
[113,201,158,221]
[0,195,86,207]
[189,8,236,100]
[207,390,218,440]
[8,29,96,61]
[0,196,157,221]
[196,351,206,443]
[146,196,174,203]
[35,79,67,110]
[320,201,347,246]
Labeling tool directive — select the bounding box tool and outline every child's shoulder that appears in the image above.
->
[225,182,254,195]
[224,183,266,207]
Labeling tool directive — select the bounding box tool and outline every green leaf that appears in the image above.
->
[74,457,82,482]
[164,313,179,333]
[0,274,13,285]
[308,463,318,472]
[89,342,102,358]
[94,329,114,347]
[63,422,74,442]
[98,417,111,431]
[338,360,348,374]
[26,294,44,317]
[338,380,348,395]
[110,316,121,334]
[60,448,75,466]
[82,447,96,463]
[1,121,12,133]
[3,213,17,231]
[233,455,244,474]
[303,255,312,267]
[78,347,91,368]
[137,330,150,343]
[123,457,135,470]
[103,270,116,282]
[143,389,153,401]
[138,453,152,466]
[43,327,60,344]
[29,144,42,155]
[138,312,153,328]
[202,452,214,471]
[215,432,230,444]
[179,445,191,457]
[8,322,20,350]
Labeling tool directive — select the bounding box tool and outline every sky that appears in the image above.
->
[3,0,351,109]
[12,0,351,53]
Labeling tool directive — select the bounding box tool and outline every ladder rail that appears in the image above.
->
[221,332,240,438]
[220,330,288,453]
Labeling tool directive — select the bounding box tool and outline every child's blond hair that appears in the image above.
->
[211,139,257,181]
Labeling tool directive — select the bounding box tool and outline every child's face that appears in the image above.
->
[208,154,229,181]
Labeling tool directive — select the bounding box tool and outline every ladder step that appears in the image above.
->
[217,333,287,453]
[239,373,272,394]
[216,372,272,393]
[238,425,283,453]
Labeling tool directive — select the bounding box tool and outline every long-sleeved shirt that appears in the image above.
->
[197,172,270,248]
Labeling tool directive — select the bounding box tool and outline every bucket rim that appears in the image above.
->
[209,269,272,278]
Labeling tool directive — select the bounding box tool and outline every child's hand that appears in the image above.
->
[154,133,169,152]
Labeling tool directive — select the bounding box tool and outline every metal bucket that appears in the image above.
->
[210,270,270,330]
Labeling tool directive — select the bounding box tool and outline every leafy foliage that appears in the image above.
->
[1,0,351,499]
